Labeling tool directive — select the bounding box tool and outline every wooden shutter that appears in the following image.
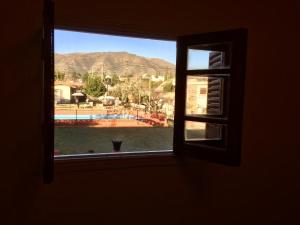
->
[42,0,54,183]
[174,29,247,165]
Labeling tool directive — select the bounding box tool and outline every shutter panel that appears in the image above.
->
[207,52,224,115]
[205,52,224,139]
[43,0,54,183]
[174,29,247,165]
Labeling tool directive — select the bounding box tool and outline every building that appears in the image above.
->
[151,74,165,82]
[186,77,209,114]
[54,84,71,104]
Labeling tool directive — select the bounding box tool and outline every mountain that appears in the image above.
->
[55,52,175,79]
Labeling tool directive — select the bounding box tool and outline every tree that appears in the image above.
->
[82,72,89,83]
[108,84,123,99]
[84,76,106,97]
[128,83,140,103]
[71,71,81,81]
[55,70,65,81]
[111,73,119,86]
[140,95,149,104]
[151,80,163,89]
[163,81,175,92]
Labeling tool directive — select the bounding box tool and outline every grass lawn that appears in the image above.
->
[55,127,173,155]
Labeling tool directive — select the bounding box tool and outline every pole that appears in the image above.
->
[101,63,104,80]
[148,78,151,105]
[75,109,77,122]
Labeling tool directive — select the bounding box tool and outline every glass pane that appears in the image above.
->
[54,29,176,156]
[186,76,224,115]
[185,121,223,141]
[187,45,230,70]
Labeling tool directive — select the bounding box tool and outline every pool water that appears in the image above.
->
[55,114,137,120]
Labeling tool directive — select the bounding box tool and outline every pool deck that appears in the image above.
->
[55,109,167,128]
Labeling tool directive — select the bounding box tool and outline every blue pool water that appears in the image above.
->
[55,114,137,120]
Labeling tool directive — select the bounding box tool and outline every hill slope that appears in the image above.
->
[55,52,175,78]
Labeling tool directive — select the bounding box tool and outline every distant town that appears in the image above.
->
[54,51,219,155]
[54,52,176,123]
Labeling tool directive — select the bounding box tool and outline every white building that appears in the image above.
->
[186,77,208,115]
[151,75,165,82]
[54,85,71,104]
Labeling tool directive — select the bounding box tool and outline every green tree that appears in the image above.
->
[140,95,149,104]
[84,76,106,97]
[163,81,174,92]
[55,70,65,81]
[111,73,119,86]
[151,80,163,89]
[108,84,122,99]
[82,72,89,83]
[71,71,81,81]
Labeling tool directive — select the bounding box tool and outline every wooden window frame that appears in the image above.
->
[42,0,247,183]
[174,29,248,166]
[42,0,54,183]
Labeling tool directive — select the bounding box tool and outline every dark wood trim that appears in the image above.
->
[186,69,231,75]
[174,28,247,165]
[55,150,173,161]
[54,151,179,174]
[185,143,226,152]
[177,29,247,46]
[173,37,188,155]
[226,29,248,162]
[184,115,228,124]
[55,26,176,42]
[184,145,240,166]
[42,0,54,184]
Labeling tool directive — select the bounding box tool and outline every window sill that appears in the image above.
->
[54,150,179,174]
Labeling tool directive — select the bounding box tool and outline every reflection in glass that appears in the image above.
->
[185,121,223,141]
[187,46,230,70]
[186,76,224,115]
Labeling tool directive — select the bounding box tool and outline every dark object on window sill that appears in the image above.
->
[112,140,122,152]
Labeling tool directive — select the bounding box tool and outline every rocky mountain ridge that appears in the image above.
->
[55,52,175,78]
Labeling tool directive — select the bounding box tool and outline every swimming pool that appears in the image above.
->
[55,114,137,120]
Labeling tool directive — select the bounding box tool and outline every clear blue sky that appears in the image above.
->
[55,29,210,68]
[55,29,177,64]
[187,49,209,69]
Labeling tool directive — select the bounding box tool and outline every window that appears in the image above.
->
[174,30,247,165]
[42,0,247,183]
[53,29,176,156]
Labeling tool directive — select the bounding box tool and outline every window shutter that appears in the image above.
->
[42,0,54,183]
[206,77,223,115]
[173,29,247,165]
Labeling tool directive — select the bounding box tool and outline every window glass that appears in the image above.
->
[54,29,176,155]
[185,76,224,116]
[184,121,223,141]
[187,45,230,70]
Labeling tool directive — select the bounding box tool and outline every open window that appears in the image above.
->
[174,30,247,165]
[42,0,247,183]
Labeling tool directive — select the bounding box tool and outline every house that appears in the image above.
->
[151,74,165,82]
[1,0,299,225]
[185,77,209,115]
[54,84,71,104]
[54,80,85,103]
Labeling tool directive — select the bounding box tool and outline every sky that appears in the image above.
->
[55,29,177,64]
[54,29,210,68]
